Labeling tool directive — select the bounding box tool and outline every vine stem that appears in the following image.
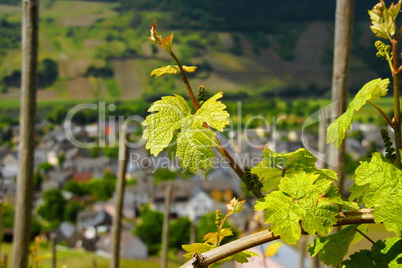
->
[367,100,393,126]
[214,213,231,247]
[354,228,375,245]
[168,50,248,187]
[169,51,200,110]
[180,209,375,268]
[391,38,402,169]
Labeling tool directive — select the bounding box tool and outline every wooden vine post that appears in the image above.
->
[12,0,39,267]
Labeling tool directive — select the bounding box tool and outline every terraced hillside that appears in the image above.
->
[0,1,382,101]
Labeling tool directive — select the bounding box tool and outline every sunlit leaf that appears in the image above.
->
[369,0,400,39]
[142,92,229,171]
[349,153,402,234]
[150,65,197,78]
[226,198,245,215]
[252,148,337,192]
[255,173,339,244]
[342,237,402,267]
[309,224,369,266]
[327,78,389,149]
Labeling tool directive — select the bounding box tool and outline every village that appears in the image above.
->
[0,115,386,264]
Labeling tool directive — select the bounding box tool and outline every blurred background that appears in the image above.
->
[0,0,395,267]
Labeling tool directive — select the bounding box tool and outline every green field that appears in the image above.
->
[0,1,343,102]
[0,242,182,268]
[0,96,398,125]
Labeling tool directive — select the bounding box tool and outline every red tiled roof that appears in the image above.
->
[73,172,92,183]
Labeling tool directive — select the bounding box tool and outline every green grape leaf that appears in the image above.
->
[202,232,217,245]
[251,148,337,192]
[182,243,215,260]
[327,78,389,149]
[232,251,260,264]
[202,228,233,245]
[148,21,174,51]
[369,0,400,39]
[176,117,218,171]
[182,243,258,265]
[309,224,369,266]
[325,184,344,205]
[341,237,402,268]
[255,173,339,244]
[142,94,191,156]
[150,65,197,78]
[142,92,229,171]
[349,152,402,235]
[324,184,359,211]
[196,92,230,131]
[339,200,360,211]
[217,250,259,265]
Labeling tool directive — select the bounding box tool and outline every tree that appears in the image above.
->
[37,162,54,173]
[84,65,114,78]
[34,162,54,191]
[103,146,119,158]
[88,170,117,201]
[3,58,58,90]
[2,202,14,230]
[168,217,191,249]
[1,203,42,240]
[37,58,58,88]
[63,180,89,196]
[133,208,163,255]
[33,171,42,191]
[63,201,84,224]
[58,153,65,167]
[37,188,67,224]
[153,168,177,183]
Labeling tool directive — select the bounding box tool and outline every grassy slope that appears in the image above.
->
[0,1,360,102]
[0,242,182,268]
[0,0,387,125]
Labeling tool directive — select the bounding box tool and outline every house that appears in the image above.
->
[0,180,16,203]
[72,172,92,184]
[121,189,147,219]
[96,228,148,260]
[346,138,366,158]
[0,163,18,181]
[93,202,118,218]
[39,128,75,165]
[188,185,215,221]
[120,173,153,219]
[119,168,154,218]
[122,236,148,259]
[0,146,11,163]
[64,147,91,161]
[96,188,145,220]
[152,179,238,221]
[33,149,48,168]
[1,149,48,180]
[47,221,95,251]
[49,222,85,248]
[45,167,74,189]
[1,152,19,181]
[73,156,117,178]
[77,210,112,231]
[1,152,18,167]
